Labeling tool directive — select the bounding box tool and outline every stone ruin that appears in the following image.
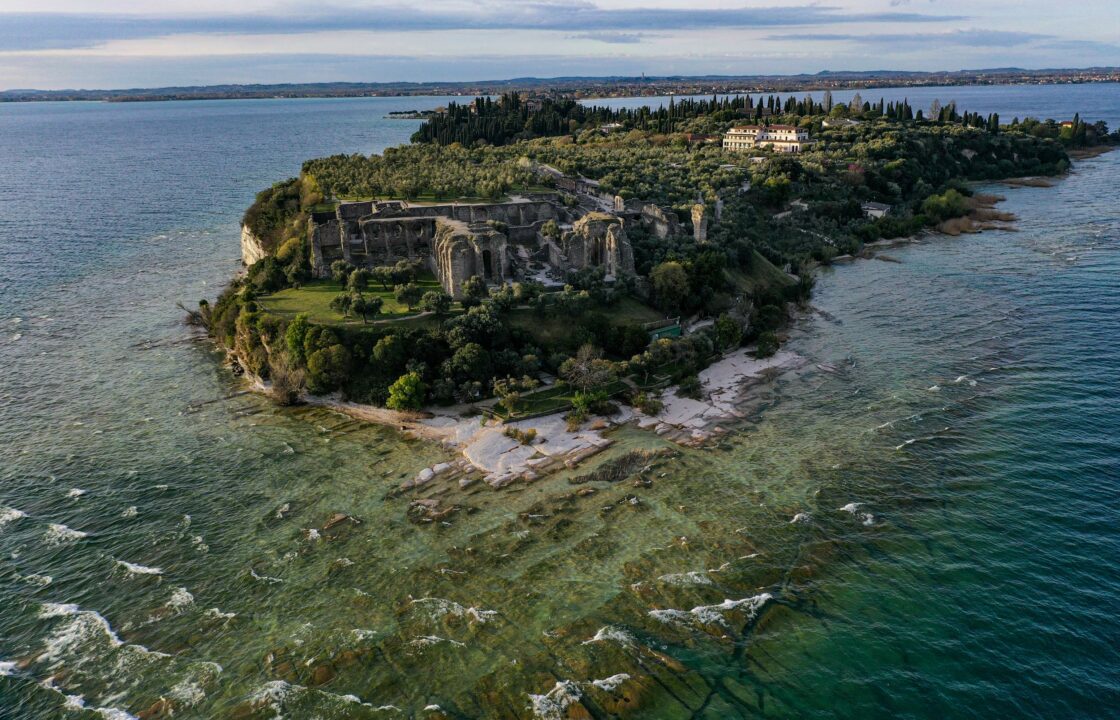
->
[304,191,706,298]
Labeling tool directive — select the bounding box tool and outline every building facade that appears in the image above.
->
[723,125,812,153]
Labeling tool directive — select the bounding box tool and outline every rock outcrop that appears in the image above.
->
[240,225,269,266]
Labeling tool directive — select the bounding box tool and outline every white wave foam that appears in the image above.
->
[37,603,123,665]
[928,384,940,392]
[117,560,163,576]
[582,625,635,647]
[166,587,194,613]
[656,571,713,586]
[0,506,28,529]
[204,608,236,621]
[650,592,773,629]
[67,488,85,500]
[250,568,283,584]
[409,597,498,624]
[790,512,811,524]
[19,573,52,586]
[0,661,17,676]
[120,506,138,518]
[169,679,206,706]
[95,708,138,720]
[591,673,630,692]
[839,503,876,526]
[44,524,88,545]
[528,680,582,720]
[409,635,465,648]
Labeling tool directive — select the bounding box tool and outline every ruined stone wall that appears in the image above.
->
[431,219,510,298]
[638,203,683,239]
[405,199,564,227]
[691,204,708,244]
[552,212,635,278]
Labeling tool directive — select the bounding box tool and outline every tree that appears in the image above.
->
[756,331,779,358]
[347,268,371,293]
[386,371,427,411]
[540,219,560,239]
[351,295,383,323]
[650,261,689,313]
[306,345,352,394]
[394,282,424,310]
[371,266,394,290]
[330,260,354,283]
[392,259,418,285]
[460,275,488,309]
[714,314,743,350]
[419,290,452,317]
[329,293,353,317]
[493,375,540,414]
[446,342,491,382]
[559,344,616,394]
[284,313,311,365]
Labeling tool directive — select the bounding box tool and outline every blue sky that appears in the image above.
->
[0,1,1117,90]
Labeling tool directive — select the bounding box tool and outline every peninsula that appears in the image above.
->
[201,92,1111,488]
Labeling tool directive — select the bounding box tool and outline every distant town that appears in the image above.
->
[2,67,1118,103]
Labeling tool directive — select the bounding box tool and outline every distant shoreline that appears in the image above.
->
[3,69,1118,104]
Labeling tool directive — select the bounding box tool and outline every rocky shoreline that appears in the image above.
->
[260,347,806,494]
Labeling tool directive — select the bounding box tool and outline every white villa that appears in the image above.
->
[723,125,812,153]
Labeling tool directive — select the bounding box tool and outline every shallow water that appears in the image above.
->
[1,91,1118,718]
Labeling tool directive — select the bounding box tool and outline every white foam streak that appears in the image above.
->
[582,625,635,647]
[528,680,582,720]
[591,673,630,692]
[649,592,773,629]
[409,596,497,624]
[117,560,163,576]
[0,506,28,529]
[656,571,713,586]
[44,523,88,545]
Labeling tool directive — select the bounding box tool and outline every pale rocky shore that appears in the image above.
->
[296,347,806,492]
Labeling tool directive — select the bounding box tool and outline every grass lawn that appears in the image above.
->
[492,379,631,421]
[258,273,453,327]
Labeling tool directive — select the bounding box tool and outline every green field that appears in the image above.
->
[491,379,631,421]
[258,273,452,326]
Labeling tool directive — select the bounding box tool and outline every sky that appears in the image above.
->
[0,1,1117,90]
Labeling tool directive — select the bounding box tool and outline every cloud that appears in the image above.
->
[0,4,965,51]
[567,32,647,45]
[770,29,1051,48]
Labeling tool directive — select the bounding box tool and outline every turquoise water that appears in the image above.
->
[1,90,1118,718]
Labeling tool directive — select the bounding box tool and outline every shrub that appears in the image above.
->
[676,375,702,399]
[269,352,306,406]
[756,331,779,358]
[386,371,427,411]
[632,391,664,416]
[503,427,538,445]
[306,344,352,394]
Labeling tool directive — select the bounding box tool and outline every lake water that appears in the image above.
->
[0,87,1117,718]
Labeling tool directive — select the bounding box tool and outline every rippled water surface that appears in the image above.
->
[1,90,1117,718]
